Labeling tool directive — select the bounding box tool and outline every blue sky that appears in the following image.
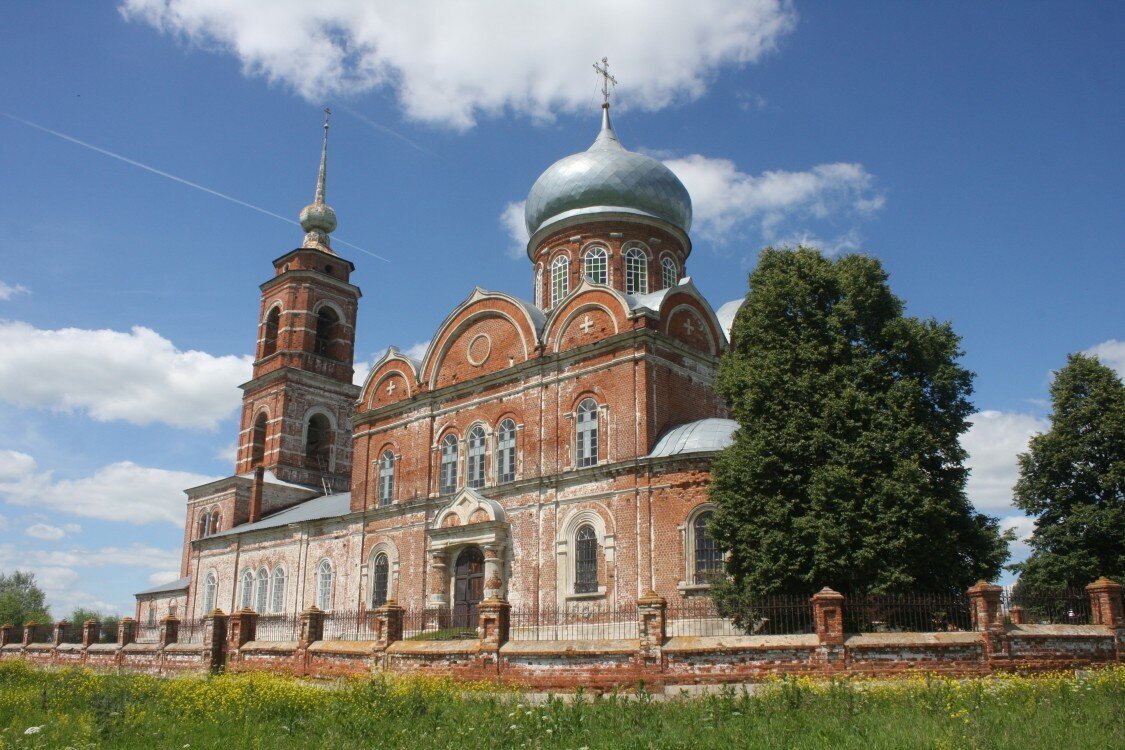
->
[0,1,1120,615]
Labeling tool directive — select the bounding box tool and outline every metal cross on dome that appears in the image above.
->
[593,57,617,106]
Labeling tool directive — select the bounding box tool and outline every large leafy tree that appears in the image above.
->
[0,571,51,628]
[709,247,1009,602]
[1010,354,1124,589]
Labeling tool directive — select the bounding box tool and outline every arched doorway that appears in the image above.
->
[452,546,484,628]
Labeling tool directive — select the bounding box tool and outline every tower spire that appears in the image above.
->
[299,107,337,252]
[590,59,621,151]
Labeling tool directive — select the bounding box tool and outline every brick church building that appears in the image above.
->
[135,99,747,632]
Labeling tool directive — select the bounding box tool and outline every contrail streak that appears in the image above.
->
[0,111,390,263]
[337,104,437,158]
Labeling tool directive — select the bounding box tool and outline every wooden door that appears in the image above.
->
[452,546,484,629]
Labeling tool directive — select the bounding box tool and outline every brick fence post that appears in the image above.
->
[160,616,180,647]
[0,624,13,647]
[478,597,511,652]
[1086,577,1123,660]
[21,622,37,647]
[299,606,325,647]
[228,608,258,654]
[118,617,136,647]
[81,619,99,647]
[374,600,403,651]
[637,591,666,666]
[967,581,1007,663]
[1008,606,1025,625]
[52,620,68,647]
[811,588,846,669]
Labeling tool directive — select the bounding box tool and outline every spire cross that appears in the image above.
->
[314,107,331,204]
[593,57,617,107]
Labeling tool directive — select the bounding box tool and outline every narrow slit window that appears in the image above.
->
[467,426,486,489]
[693,511,723,584]
[576,399,599,468]
[575,524,598,594]
[440,434,459,494]
[496,419,517,484]
[551,255,569,307]
[372,553,389,607]
[378,450,395,507]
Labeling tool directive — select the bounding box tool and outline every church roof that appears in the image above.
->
[135,576,190,596]
[648,418,738,458]
[211,492,353,538]
[716,298,745,341]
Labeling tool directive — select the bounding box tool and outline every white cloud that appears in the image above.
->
[0,450,218,526]
[148,570,182,586]
[353,340,430,386]
[25,523,67,541]
[962,410,1048,517]
[0,321,251,429]
[1084,339,1125,378]
[0,280,29,300]
[120,0,796,129]
[664,156,884,244]
[501,201,530,260]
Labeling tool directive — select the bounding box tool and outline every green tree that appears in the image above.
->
[1010,353,1125,589]
[0,571,51,628]
[708,247,1009,603]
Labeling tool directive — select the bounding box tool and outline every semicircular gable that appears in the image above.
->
[359,351,420,407]
[659,290,723,356]
[544,282,631,353]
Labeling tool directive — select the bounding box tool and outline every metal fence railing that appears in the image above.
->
[322,611,381,641]
[401,608,476,641]
[666,595,813,636]
[177,619,206,645]
[844,593,973,633]
[56,623,84,644]
[254,613,301,642]
[133,624,163,643]
[1004,587,1091,625]
[509,601,639,641]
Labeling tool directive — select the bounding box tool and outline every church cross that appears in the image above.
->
[593,57,617,106]
[386,381,396,394]
[580,314,595,334]
[683,317,696,336]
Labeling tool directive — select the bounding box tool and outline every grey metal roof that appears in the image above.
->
[211,492,352,538]
[716,298,745,341]
[524,107,692,242]
[235,468,318,491]
[135,576,190,596]
[648,418,738,458]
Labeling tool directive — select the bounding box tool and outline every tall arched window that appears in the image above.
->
[316,559,334,611]
[305,413,331,467]
[314,305,340,358]
[661,257,678,289]
[693,511,723,584]
[202,571,217,614]
[496,418,517,484]
[197,511,208,539]
[239,570,254,610]
[625,247,648,295]
[575,524,598,594]
[262,306,280,357]
[254,567,269,612]
[467,425,486,489]
[576,399,599,468]
[209,510,220,535]
[440,433,459,494]
[583,247,608,285]
[551,255,569,307]
[250,412,267,467]
[371,553,390,607]
[378,450,395,507]
[271,567,287,613]
[534,266,544,308]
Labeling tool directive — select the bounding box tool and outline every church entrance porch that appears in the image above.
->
[452,546,484,628]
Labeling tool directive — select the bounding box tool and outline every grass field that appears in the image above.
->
[0,661,1120,749]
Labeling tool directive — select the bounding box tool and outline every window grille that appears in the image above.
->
[440,434,459,494]
[576,399,599,468]
[378,451,395,506]
[239,570,254,610]
[575,524,598,594]
[254,567,269,612]
[271,567,286,613]
[316,560,334,611]
[467,426,486,488]
[551,255,569,307]
[661,257,678,288]
[693,512,723,584]
[496,419,517,484]
[583,247,608,284]
[625,247,648,295]
[372,553,389,607]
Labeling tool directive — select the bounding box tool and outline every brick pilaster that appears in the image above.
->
[967,581,1003,631]
[373,600,403,650]
[478,597,510,652]
[1086,577,1124,660]
[811,588,846,646]
[203,610,227,673]
[637,590,666,664]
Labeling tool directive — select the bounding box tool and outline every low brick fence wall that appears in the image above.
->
[2,578,1121,689]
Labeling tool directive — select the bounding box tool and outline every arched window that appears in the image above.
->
[147,605,156,627]
[496,418,517,484]
[201,575,216,616]
[583,247,608,285]
[534,266,543,308]
[575,524,598,594]
[551,255,569,307]
[576,399,599,468]
[254,567,269,612]
[305,413,332,467]
[202,571,217,614]
[262,306,280,357]
[440,433,459,494]
[371,553,390,607]
[239,570,254,610]
[661,257,678,289]
[197,511,208,539]
[209,510,220,535]
[693,511,723,584]
[625,247,648,295]
[271,567,287,613]
[466,425,486,489]
[316,559,334,611]
[314,305,340,358]
[250,412,267,467]
[378,450,395,507]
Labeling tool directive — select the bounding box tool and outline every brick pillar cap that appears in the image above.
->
[119,617,135,623]
[480,596,509,606]
[55,620,70,626]
[638,590,666,604]
[206,609,226,617]
[811,586,844,601]
[967,580,1001,593]
[1,623,12,628]
[302,606,324,615]
[237,607,257,615]
[1086,576,1122,591]
[161,615,180,623]
[83,618,99,626]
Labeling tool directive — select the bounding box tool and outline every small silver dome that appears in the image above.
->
[300,201,337,234]
[524,107,693,239]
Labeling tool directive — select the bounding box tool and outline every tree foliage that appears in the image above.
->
[0,571,51,628]
[1010,353,1125,589]
[708,247,1009,602]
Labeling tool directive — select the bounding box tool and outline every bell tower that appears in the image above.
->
[234,110,361,493]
